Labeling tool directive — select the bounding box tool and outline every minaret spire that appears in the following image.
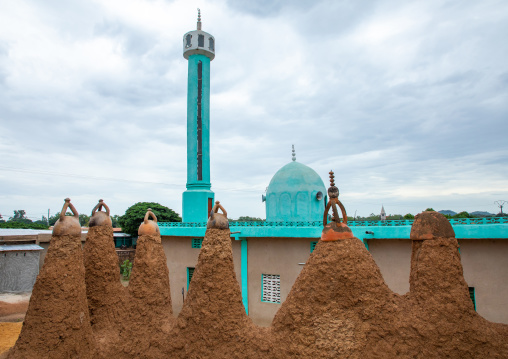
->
[292,145,296,162]
[182,10,215,222]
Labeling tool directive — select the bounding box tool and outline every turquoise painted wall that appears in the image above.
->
[160,218,508,240]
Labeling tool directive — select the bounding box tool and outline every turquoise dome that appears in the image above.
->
[265,161,326,222]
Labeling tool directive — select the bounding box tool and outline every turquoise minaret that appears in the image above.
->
[182,9,215,222]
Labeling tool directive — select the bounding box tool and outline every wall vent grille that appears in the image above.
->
[262,274,281,303]
[192,238,203,248]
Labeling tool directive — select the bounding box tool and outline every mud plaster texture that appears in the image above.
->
[271,212,508,358]
[6,233,96,359]
[85,226,174,359]
[83,225,130,358]
[407,211,508,358]
[165,228,272,359]
[271,236,407,358]
[6,211,508,358]
[127,233,174,358]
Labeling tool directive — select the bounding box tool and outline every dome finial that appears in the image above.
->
[197,8,202,30]
[328,170,338,198]
[329,170,335,186]
[292,144,296,162]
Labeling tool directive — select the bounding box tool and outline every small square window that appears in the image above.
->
[261,274,281,303]
[192,238,203,248]
[310,241,317,253]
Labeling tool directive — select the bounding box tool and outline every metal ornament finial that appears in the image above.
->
[328,170,338,198]
[326,170,342,215]
[292,145,296,162]
[329,170,335,187]
[320,169,352,241]
[197,8,202,30]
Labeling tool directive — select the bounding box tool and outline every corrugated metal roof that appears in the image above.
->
[0,228,52,236]
[0,228,88,235]
[0,244,44,251]
[114,233,131,237]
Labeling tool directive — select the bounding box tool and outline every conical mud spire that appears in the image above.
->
[407,210,508,357]
[127,209,173,357]
[8,199,96,359]
[272,174,399,358]
[83,199,129,357]
[167,201,271,358]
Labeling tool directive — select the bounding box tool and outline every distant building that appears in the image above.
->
[0,243,43,292]
[380,205,387,221]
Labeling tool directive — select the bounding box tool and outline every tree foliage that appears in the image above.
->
[453,211,473,219]
[230,216,264,222]
[34,216,49,226]
[48,212,89,226]
[118,202,181,236]
[386,214,403,220]
[0,221,48,229]
[9,210,32,224]
[111,215,121,228]
[0,210,48,229]
[404,213,415,219]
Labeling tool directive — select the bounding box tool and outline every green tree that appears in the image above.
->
[34,216,49,226]
[9,210,32,224]
[453,211,474,219]
[118,202,181,236]
[231,216,264,222]
[0,214,4,223]
[0,221,48,229]
[48,212,75,226]
[424,208,435,212]
[387,214,403,220]
[404,213,415,220]
[78,214,90,227]
[111,215,121,228]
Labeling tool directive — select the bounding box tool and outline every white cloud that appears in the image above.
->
[0,0,507,221]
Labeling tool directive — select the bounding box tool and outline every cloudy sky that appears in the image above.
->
[1,0,507,222]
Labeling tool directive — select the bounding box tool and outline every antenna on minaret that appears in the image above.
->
[292,145,296,162]
[197,8,202,30]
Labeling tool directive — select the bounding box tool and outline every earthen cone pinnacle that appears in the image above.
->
[172,201,262,357]
[8,198,96,359]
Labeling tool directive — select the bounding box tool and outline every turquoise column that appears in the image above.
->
[232,233,249,314]
[182,13,215,223]
[241,238,249,315]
